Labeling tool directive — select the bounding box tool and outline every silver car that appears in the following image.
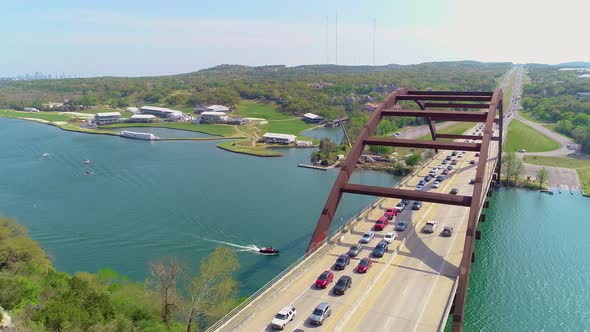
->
[309,302,331,325]
[347,244,363,257]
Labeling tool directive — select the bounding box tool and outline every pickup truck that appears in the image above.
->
[271,306,296,330]
[423,220,437,233]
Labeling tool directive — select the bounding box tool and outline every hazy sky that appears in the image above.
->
[1,0,589,77]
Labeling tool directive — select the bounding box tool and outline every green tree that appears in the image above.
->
[185,247,239,331]
[536,167,550,190]
[501,151,517,186]
[404,153,422,167]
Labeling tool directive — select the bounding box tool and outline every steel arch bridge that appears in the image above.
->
[307,88,504,331]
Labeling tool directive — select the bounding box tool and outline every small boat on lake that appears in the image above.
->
[259,246,280,254]
[41,152,50,157]
[84,160,91,165]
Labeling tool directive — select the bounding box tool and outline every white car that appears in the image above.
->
[432,181,441,188]
[360,231,374,243]
[429,170,437,176]
[423,220,438,233]
[383,232,396,244]
[395,202,405,211]
[437,164,443,169]
[271,306,296,330]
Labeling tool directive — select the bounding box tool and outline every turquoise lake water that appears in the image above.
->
[1,118,588,330]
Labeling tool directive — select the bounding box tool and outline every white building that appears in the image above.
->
[128,114,156,123]
[303,113,325,123]
[262,133,297,144]
[140,106,184,119]
[126,107,140,114]
[94,112,121,125]
[577,74,590,79]
[200,111,229,124]
[207,105,230,112]
[296,140,313,147]
[23,107,40,112]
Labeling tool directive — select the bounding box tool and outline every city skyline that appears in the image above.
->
[2,0,589,77]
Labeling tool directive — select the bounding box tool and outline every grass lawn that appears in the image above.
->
[217,140,282,157]
[262,118,315,139]
[101,122,238,137]
[505,119,560,152]
[524,155,590,193]
[234,100,293,120]
[0,109,73,122]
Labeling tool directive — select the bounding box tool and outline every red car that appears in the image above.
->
[315,270,334,288]
[374,216,389,231]
[356,257,373,273]
[384,208,397,220]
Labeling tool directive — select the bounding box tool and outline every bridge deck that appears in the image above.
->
[215,125,500,332]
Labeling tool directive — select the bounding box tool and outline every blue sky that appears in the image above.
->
[1,0,589,77]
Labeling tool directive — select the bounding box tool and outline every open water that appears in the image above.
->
[1,118,589,330]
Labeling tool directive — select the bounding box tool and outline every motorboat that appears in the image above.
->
[41,152,49,157]
[259,246,280,254]
[84,160,91,164]
[85,171,93,175]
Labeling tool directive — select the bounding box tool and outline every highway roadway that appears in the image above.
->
[220,123,501,332]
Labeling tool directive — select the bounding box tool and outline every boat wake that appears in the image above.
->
[200,237,260,253]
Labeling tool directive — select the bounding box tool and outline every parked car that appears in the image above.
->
[437,164,443,169]
[424,175,432,182]
[334,254,350,270]
[333,275,352,295]
[445,156,452,161]
[356,257,373,273]
[423,220,438,233]
[447,165,453,170]
[315,270,334,288]
[442,160,448,165]
[432,181,440,188]
[415,185,424,191]
[395,202,406,212]
[436,175,444,181]
[450,188,459,194]
[394,221,407,232]
[470,160,476,165]
[451,160,458,165]
[429,171,437,177]
[475,153,480,157]
[374,216,389,231]
[309,302,331,325]
[383,232,396,243]
[442,226,454,237]
[401,199,410,206]
[412,201,422,210]
[469,178,475,184]
[347,244,363,258]
[360,231,374,243]
[271,306,296,330]
[441,169,449,175]
[418,180,426,186]
[372,240,389,258]
[384,207,397,219]
[451,151,457,156]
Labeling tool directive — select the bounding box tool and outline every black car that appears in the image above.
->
[436,175,444,182]
[424,175,431,182]
[445,156,452,161]
[470,160,476,165]
[334,254,350,270]
[333,275,352,295]
[401,199,410,206]
[450,188,459,195]
[372,241,389,258]
[412,201,422,210]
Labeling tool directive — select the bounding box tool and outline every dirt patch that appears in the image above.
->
[523,163,580,189]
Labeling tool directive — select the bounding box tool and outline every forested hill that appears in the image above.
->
[0,61,510,121]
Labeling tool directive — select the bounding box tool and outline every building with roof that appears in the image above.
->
[303,113,325,123]
[128,114,156,123]
[577,74,590,79]
[140,106,184,119]
[261,133,297,144]
[207,105,230,112]
[126,107,140,114]
[94,112,121,125]
[576,92,590,100]
[200,111,229,124]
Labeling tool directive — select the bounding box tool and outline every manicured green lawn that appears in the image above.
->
[101,122,238,137]
[234,100,293,120]
[505,119,559,152]
[217,140,282,157]
[262,118,315,139]
[0,109,72,122]
[524,156,590,193]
